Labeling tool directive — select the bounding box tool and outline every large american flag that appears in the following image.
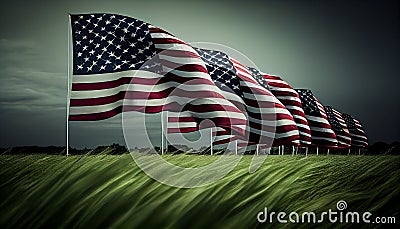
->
[260,74,312,146]
[341,113,368,148]
[324,106,351,148]
[69,14,247,136]
[171,48,300,148]
[296,89,337,147]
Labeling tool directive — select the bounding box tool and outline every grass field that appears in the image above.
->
[0,154,398,228]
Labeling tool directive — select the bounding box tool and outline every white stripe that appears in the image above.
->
[306,115,331,125]
[70,97,244,116]
[72,70,153,83]
[158,54,205,65]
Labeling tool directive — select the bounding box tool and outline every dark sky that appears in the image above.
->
[0,0,399,148]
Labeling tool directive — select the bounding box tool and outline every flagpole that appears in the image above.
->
[210,128,213,155]
[305,147,308,157]
[235,140,238,155]
[256,144,259,156]
[292,145,294,156]
[66,14,72,156]
[282,145,284,155]
[316,147,319,155]
[165,111,168,154]
[161,112,164,155]
[327,148,330,155]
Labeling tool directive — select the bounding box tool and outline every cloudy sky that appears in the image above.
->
[0,0,398,148]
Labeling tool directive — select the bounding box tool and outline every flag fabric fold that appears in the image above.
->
[260,74,312,146]
[296,89,337,147]
[342,113,368,148]
[69,13,247,136]
[324,106,351,148]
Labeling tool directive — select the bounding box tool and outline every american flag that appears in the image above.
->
[341,113,368,148]
[324,106,351,148]
[171,48,299,148]
[69,14,247,136]
[260,74,312,146]
[296,89,337,147]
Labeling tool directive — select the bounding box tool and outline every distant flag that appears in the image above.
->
[260,74,312,146]
[324,106,351,148]
[342,113,368,148]
[69,13,247,136]
[296,89,337,147]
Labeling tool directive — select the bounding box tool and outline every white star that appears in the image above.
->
[122,49,128,53]
[87,66,93,71]
[108,51,115,57]
[77,52,82,57]
[122,28,129,33]
[114,64,121,70]
[107,39,114,45]
[92,60,97,66]
[82,45,88,51]
[115,45,121,49]
[84,57,89,62]
[105,20,111,25]
[96,53,102,59]
[75,40,81,45]
[89,50,95,55]
[77,65,83,70]
[100,65,106,70]
[100,36,107,41]
[94,44,100,48]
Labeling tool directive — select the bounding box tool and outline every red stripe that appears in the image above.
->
[152,38,187,45]
[159,59,208,73]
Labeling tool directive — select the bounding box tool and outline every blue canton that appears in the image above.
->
[71,14,161,75]
[296,89,321,116]
[193,48,243,98]
[247,67,270,90]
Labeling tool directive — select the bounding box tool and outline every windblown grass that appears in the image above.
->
[0,154,398,228]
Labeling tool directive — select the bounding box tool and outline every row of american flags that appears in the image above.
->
[68,13,368,151]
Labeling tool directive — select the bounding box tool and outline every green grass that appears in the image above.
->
[0,154,398,228]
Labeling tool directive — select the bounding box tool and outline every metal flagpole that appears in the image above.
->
[316,147,319,155]
[348,148,351,155]
[256,144,259,156]
[210,127,213,155]
[235,140,237,155]
[292,145,294,156]
[165,111,168,154]
[282,145,284,155]
[161,112,164,155]
[358,148,361,155]
[327,148,330,155]
[305,147,308,157]
[66,14,72,157]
